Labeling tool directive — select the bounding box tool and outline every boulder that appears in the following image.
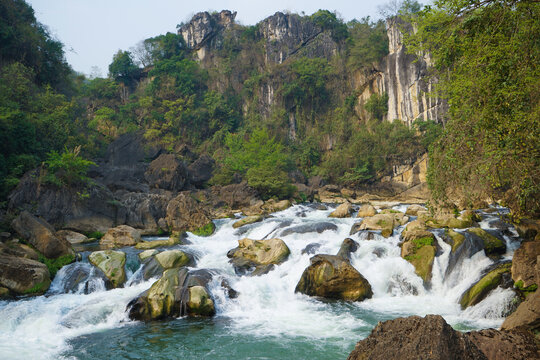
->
[116,192,171,235]
[295,254,372,301]
[232,215,263,229]
[135,235,182,250]
[100,225,141,249]
[11,211,74,258]
[336,238,359,260]
[0,241,39,260]
[280,222,338,237]
[0,254,51,295]
[56,230,89,244]
[466,328,539,360]
[212,181,260,210]
[401,232,436,283]
[142,249,194,280]
[187,154,215,187]
[380,209,410,225]
[8,170,118,233]
[356,204,377,218]
[466,228,506,257]
[501,290,540,333]
[460,262,512,309]
[358,214,395,238]
[0,287,9,299]
[127,268,215,320]
[442,229,485,277]
[88,250,126,288]
[511,238,540,288]
[144,154,188,191]
[138,249,159,262]
[347,315,488,360]
[425,213,475,229]
[514,218,540,241]
[405,204,425,216]
[227,238,290,275]
[329,202,353,218]
[166,193,214,233]
[400,219,433,243]
[301,243,321,255]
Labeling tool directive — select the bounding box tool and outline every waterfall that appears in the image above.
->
[0,204,519,359]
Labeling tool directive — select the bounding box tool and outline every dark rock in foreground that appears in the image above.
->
[347,314,539,360]
[347,315,485,360]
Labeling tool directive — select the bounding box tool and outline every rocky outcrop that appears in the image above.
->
[501,290,540,333]
[188,154,215,187]
[11,211,74,258]
[88,250,126,288]
[127,268,215,320]
[511,237,540,289]
[0,254,50,295]
[459,262,513,309]
[116,192,171,235]
[227,238,290,275]
[295,254,372,301]
[467,328,540,360]
[100,225,141,249]
[347,314,539,360]
[144,154,188,191]
[356,213,396,238]
[166,193,214,234]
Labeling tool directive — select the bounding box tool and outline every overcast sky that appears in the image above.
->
[27,0,397,76]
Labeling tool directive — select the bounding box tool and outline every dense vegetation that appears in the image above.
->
[2,0,537,218]
[405,0,540,217]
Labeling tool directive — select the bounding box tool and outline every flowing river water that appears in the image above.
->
[0,204,520,359]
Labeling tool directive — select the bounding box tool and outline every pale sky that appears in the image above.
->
[27,0,398,76]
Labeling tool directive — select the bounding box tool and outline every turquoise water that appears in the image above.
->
[0,204,518,360]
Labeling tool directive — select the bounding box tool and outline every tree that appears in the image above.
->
[108,50,140,86]
[406,0,540,217]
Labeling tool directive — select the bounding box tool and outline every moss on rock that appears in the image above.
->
[459,262,512,309]
[401,234,436,283]
[467,227,506,256]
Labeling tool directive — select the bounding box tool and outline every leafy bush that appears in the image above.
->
[43,146,96,187]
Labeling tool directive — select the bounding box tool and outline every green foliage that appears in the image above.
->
[310,10,348,41]
[191,222,216,237]
[108,50,140,86]
[43,146,96,187]
[38,253,75,278]
[212,128,294,199]
[23,281,49,294]
[406,0,540,217]
[412,236,434,249]
[347,17,389,69]
[365,93,389,120]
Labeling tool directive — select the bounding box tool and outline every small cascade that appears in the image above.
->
[0,203,523,359]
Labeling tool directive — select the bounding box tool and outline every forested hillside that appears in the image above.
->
[1,0,538,219]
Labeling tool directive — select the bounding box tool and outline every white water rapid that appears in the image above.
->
[0,204,519,359]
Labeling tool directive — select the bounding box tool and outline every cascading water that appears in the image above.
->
[0,204,520,359]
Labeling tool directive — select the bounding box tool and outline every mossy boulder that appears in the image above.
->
[425,212,476,229]
[232,215,263,229]
[467,228,506,257]
[357,204,377,218]
[400,220,433,243]
[295,254,372,301]
[358,214,395,238]
[459,262,512,309]
[401,234,436,283]
[329,202,353,218]
[191,222,216,236]
[88,250,126,288]
[227,238,290,275]
[127,268,215,320]
[138,249,159,261]
[155,250,193,269]
[262,199,291,214]
[380,209,409,226]
[446,229,466,253]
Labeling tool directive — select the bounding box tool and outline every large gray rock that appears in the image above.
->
[11,211,74,258]
[116,192,171,235]
[179,10,236,50]
[144,154,188,191]
[188,154,215,187]
[0,254,50,295]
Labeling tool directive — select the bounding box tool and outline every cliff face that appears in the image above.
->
[381,18,446,125]
[178,11,445,127]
